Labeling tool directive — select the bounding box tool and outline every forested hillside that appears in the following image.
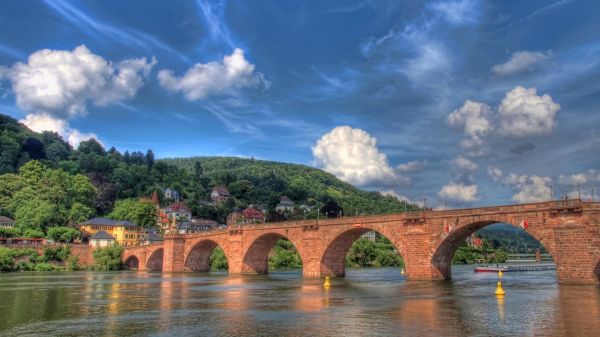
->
[0,114,414,229]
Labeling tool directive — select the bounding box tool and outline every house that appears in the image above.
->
[0,216,15,228]
[164,202,192,220]
[164,188,180,201]
[89,230,116,247]
[177,218,219,234]
[140,191,160,208]
[226,209,244,227]
[78,218,145,246]
[139,229,163,245]
[211,186,230,203]
[275,196,294,212]
[466,234,483,248]
[157,202,192,231]
[241,206,265,224]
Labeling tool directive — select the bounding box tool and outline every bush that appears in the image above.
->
[268,239,302,269]
[209,248,228,271]
[47,227,80,243]
[66,255,79,271]
[0,247,15,272]
[0,227,21,238]
[92,245,124,271]
[23,229,45,238]
[34,262,56,271]
[43,246,71,262]
[17,261,34,271]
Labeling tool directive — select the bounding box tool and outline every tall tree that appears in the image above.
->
[145,149,155,169]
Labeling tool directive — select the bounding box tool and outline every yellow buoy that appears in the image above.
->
[400,268,405,276]
[494,281,505,296]
[498,270,503,278]
[323,276,331,287]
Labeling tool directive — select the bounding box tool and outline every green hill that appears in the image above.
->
[161,156,416,218]
[0,113,414,225]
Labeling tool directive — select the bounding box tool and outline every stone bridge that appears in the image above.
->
[123,199,600,284]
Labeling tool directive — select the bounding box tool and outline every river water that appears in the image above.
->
[0,266,598,337]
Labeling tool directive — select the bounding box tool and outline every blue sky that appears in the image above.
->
[0,0,599,208]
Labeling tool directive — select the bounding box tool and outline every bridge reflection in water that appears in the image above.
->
[0,267,599,336]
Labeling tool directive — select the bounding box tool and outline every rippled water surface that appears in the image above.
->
[0,266,599,337]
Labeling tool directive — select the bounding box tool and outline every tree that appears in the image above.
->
[92,245,124,271]
[145,149,154,169]
[68,202,95,224]
[194,161,204,178]
[47,227,80,243]
[46,142,69,161]
[0,247,15,272]
[77,139,105,155]
[320,200,343,218]
[109,199,157,227]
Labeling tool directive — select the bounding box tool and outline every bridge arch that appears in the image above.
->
[430,219,555,280]
[124,255,139,270]
[241,232,304,274]
[320,226,405,277]
[146,248,164,271]
[184,239,229,272]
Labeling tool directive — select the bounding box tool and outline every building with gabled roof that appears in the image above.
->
[78,218,144,246]
[211,186,230,203]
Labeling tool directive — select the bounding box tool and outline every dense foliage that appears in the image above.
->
[0,245,75,272]
[92,245,124,271]
[0,160,96,232]
[452,246,508,264]
[209,247,229,271]
[108,199,157,228]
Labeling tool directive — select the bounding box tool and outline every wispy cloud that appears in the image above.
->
[195,0,236,50]
[498,0,576,32]
[43,0,189,63]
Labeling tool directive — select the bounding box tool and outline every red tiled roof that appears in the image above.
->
[242,207,264,219]
[212,186,230,195]
[165,202,190,213]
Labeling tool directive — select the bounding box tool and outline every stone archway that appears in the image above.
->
[430,220,554,280]
[146,248,164,271]
[124,255,139,270]
[185,239,229,272]
[320,227,404,277]
[241,232,303,274]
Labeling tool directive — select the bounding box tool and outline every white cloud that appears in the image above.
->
[509,175,552,203]
[487,166,503,182]
[492,51,550,76]
[438,181,479,202]
[447,100,492,156]
[487,169,552,203]
[447,100,492,138]
[397,160,427,173]
[379,190,425,208]
[158,48,268,100]
[312,126,409,186]
[498,86,560,137]
[558,170,600,187]
[451,155,478,172]
[3,45,155,118]
[430,0,477,25]
[20,113,101,148]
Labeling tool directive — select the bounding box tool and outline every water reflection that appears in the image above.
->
[0,267,598,337]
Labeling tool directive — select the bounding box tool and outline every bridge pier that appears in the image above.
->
[162,234,187,272]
